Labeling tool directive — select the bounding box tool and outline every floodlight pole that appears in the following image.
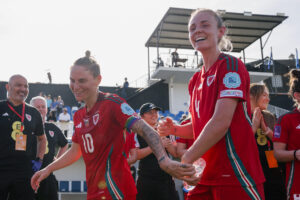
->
[147,46,150,83]
[259,38,264,61]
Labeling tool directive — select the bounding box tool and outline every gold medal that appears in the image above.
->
[257,135,267,146]
[256,128,263,136]
[11,121,25,140]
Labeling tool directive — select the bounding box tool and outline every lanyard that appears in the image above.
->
[7,101,25,132]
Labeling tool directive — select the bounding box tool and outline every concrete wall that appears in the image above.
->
[169,82,189,114]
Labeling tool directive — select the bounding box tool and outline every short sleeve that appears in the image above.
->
[33,108,45,136]
[72,112,80,144]
[176,137,187,144]
[56,125,68,147]
[128,133,136,150]
[273,116,288,144]
[216,55,249,101]
[111,99,139,132]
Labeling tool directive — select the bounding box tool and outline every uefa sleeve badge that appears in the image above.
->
[274,125,281,138]
[121,103,135,116]
[223,72,241,89]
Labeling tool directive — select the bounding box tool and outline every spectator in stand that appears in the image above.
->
[158,8,265,199]
[121,77,129,98]
[39,92,45,97]
[250,83,286,200]
[273,69,300,200]
[123,77,129,88]
[56,96,64,117]
[58,108,71,138]
[30,96,68,200]
[50,97,58,118]
[31,51,196,200]
[46,95,52,116]
[171,48,179,67]
[135,103,179,200]
[47,110,57,122]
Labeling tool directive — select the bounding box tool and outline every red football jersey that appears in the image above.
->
[72,92,139,200]
[188,54,265,190]
[273,109,300,198]
[124,130,137,159]
[176,118,194,149]
[176,137,194,149]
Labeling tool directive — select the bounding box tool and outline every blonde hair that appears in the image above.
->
[189,8,233,52]
[250,83,268,105]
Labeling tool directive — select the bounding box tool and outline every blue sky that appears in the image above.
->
[0,0,299,87]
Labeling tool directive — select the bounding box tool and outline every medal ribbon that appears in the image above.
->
[7,101,25,132]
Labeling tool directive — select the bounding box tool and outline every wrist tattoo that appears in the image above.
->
[158,156,165,163]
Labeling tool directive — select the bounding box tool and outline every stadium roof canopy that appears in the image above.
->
[145,7,288,53]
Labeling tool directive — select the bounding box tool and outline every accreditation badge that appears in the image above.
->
[15,134,27,151]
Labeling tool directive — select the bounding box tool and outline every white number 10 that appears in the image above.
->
[82,133,94,153]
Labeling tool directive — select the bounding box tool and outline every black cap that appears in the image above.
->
[139,103,162,116]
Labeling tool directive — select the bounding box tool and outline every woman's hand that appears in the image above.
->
[157,117,175,137]
[252,107,262,133]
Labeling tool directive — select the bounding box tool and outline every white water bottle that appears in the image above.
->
[183,158,206,192]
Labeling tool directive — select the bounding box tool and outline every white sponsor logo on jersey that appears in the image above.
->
[121,103,135,115]
[223,72,241,88]
[76,122,82,129]
[49,130,54,137]
[26,114,32,121]
[207,75,215,86]
[296,124,300,129]
[2,112,9,116]
[93,114,99,125]
[220,89,243,98]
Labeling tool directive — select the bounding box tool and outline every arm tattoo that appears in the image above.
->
[158,156,165,163]
[131,119,168,162]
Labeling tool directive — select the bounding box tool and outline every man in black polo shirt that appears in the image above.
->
[30,96,68,200]
[0,74,47,200]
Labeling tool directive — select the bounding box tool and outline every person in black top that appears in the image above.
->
[0,74,47,200]
[30,96,68,200]
[250,83,286,200]
[171,48,179,67]
[136,103,179,200]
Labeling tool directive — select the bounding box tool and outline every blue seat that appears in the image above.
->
[71,181,81,192]
[59,181,69,192]
[84,181,87,192]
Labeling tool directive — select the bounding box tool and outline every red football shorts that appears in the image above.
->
[187,184,265,200]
